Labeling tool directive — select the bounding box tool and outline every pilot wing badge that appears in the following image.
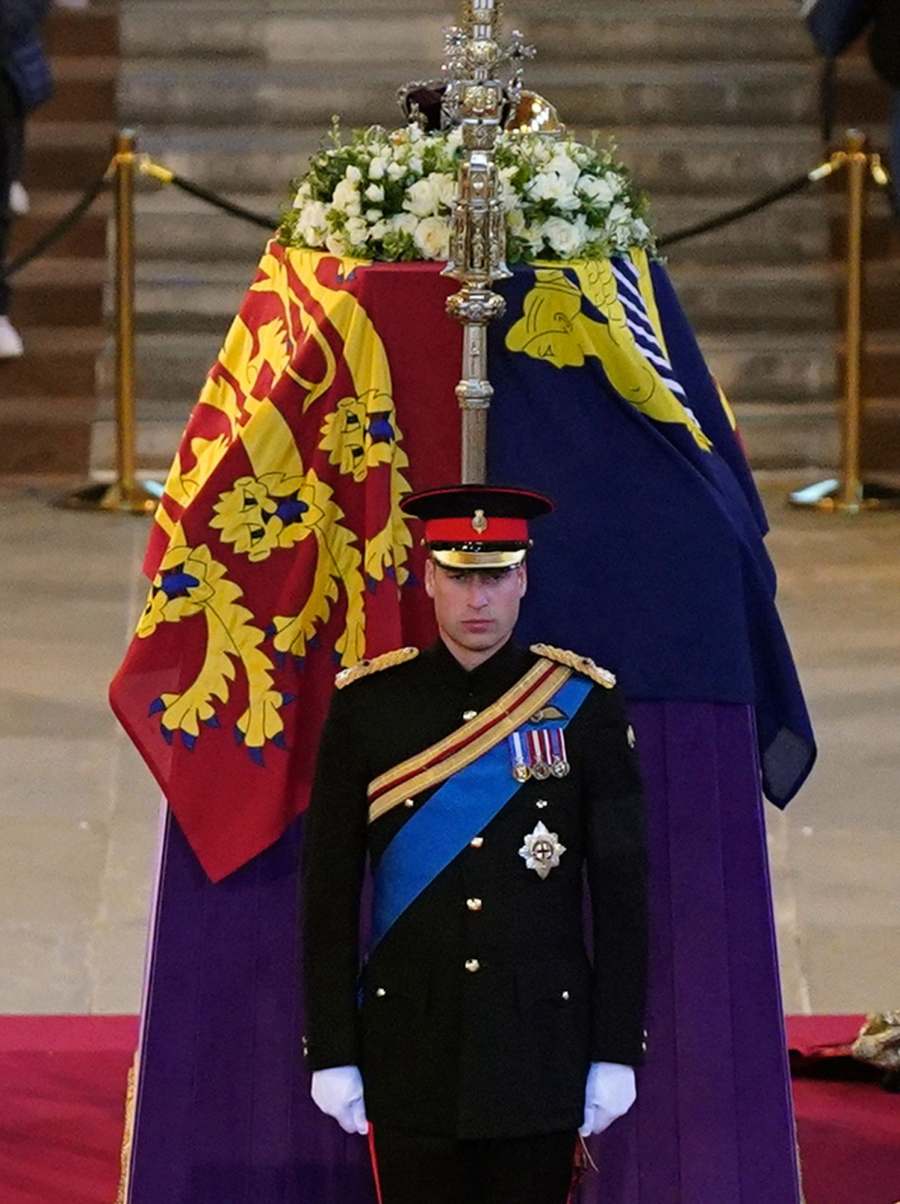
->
[519,820,566,879]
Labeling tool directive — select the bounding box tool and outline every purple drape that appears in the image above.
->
[126,701,799,1203]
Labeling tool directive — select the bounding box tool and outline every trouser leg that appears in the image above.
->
[0,77,18,315]
[370,1127,577,1204]
[474,1130,577,1204]
[371,1127,467,1204]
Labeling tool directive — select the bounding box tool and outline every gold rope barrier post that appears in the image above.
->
[790,129,900,512]
[59,130,163,513]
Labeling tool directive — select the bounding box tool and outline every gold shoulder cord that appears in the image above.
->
[529,643,616,689]
[335,646,419,689]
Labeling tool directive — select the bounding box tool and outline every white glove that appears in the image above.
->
[310,1065,368,1135]
[579,1062,637,1137]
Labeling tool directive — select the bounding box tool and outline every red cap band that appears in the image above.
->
[424,517,529,543]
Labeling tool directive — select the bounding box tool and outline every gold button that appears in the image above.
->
[463,709,478,721]
[466,897,482,912]
[469,836,484,848]
[403,798,415,808]
[561,990,570,1001]
[375,987,386,997]
[465,958,480,973]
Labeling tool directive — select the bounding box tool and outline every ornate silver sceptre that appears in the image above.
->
[441,2,534,483]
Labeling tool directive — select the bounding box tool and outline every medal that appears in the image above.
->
[508,731,531,782]
[548,728,570,777]
[519,820,566,879]
[528,729,554,780]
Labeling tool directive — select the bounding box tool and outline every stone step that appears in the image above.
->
[121,59,824,129]
[32,57,117,125]
[733,401,838,471]
[121,3,812,65]
[697,332,835,405]
[23,122,117,190]
[8,191,111,262]
[0,396,96,475]
[0,328,107,399]
[10,259,107,329]
[44,4,118,58]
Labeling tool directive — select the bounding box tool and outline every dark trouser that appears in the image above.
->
[370,1127,577,1204]
[0,72,20,316]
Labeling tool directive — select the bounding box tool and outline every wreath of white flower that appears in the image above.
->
[280,120,655,263]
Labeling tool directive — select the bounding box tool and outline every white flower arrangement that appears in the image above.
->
[280,119,654,263]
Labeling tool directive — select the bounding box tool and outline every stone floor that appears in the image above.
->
[0,474,898,1015]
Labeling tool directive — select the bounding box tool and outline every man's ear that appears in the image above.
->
[518,563,528,597]
[424,556,436,598]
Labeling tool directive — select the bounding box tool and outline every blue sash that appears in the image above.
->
[370,675,592,949]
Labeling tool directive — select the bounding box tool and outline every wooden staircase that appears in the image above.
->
[0,3,117,476]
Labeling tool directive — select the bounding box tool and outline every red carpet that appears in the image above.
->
[0,1016,137,1204]
[1,1015,897,1203]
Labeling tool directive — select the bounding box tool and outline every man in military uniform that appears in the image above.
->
[302,486,648,1204]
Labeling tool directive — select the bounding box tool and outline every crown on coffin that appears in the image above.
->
[397,80,564,137]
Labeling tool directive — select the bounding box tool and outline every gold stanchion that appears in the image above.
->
[790,129,900,513]
[58,130,163,513]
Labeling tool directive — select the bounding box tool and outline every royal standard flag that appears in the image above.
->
[110,245,815,881]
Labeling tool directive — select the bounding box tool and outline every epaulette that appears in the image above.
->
[530,643,616,689]
[334,646,419,689]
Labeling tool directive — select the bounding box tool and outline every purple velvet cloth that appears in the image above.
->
[126,701,800,1203]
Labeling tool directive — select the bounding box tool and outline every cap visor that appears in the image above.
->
[430,549,527,569]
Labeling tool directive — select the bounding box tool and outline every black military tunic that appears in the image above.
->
[302,637,647,1140]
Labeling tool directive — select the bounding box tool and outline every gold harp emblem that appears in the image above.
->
[471,509,488,534]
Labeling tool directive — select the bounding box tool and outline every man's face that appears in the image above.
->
[424,559,527,664]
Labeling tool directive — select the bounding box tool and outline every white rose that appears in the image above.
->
[365,207,383,221]
[631,217,650,242]
[506,207,526,236]
[525,223,546,256]
[547,150,580,188]
[291,182,312,210]
[413,216,450,260]
[607,201,631,228]
[578,174,618,206]
[346,216,369,244]
[389,212,419,236]
[404,176,440,217]
[527,172,559,203]
[297,200,328,242]
[408,155,423,175]
[345,164,362,183]
[332,178,361,216]
[431,172,456,210]
[542,215,586,258]
[408,123,424,143]
[387,161,406,180]
[369,219,389,240]
[325,231,349,256]
[364,182,385,203]
[368,156,386,180]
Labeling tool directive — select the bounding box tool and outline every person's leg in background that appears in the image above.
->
[890,90,900,217]
[9,105,29,215]
[0,69,24,357]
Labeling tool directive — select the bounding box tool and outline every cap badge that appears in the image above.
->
[519,821,566,879]
[471,509,488,534]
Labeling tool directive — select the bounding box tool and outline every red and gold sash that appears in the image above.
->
[367,658,572,824]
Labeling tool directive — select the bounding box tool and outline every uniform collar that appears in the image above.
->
[427,635,532,693]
